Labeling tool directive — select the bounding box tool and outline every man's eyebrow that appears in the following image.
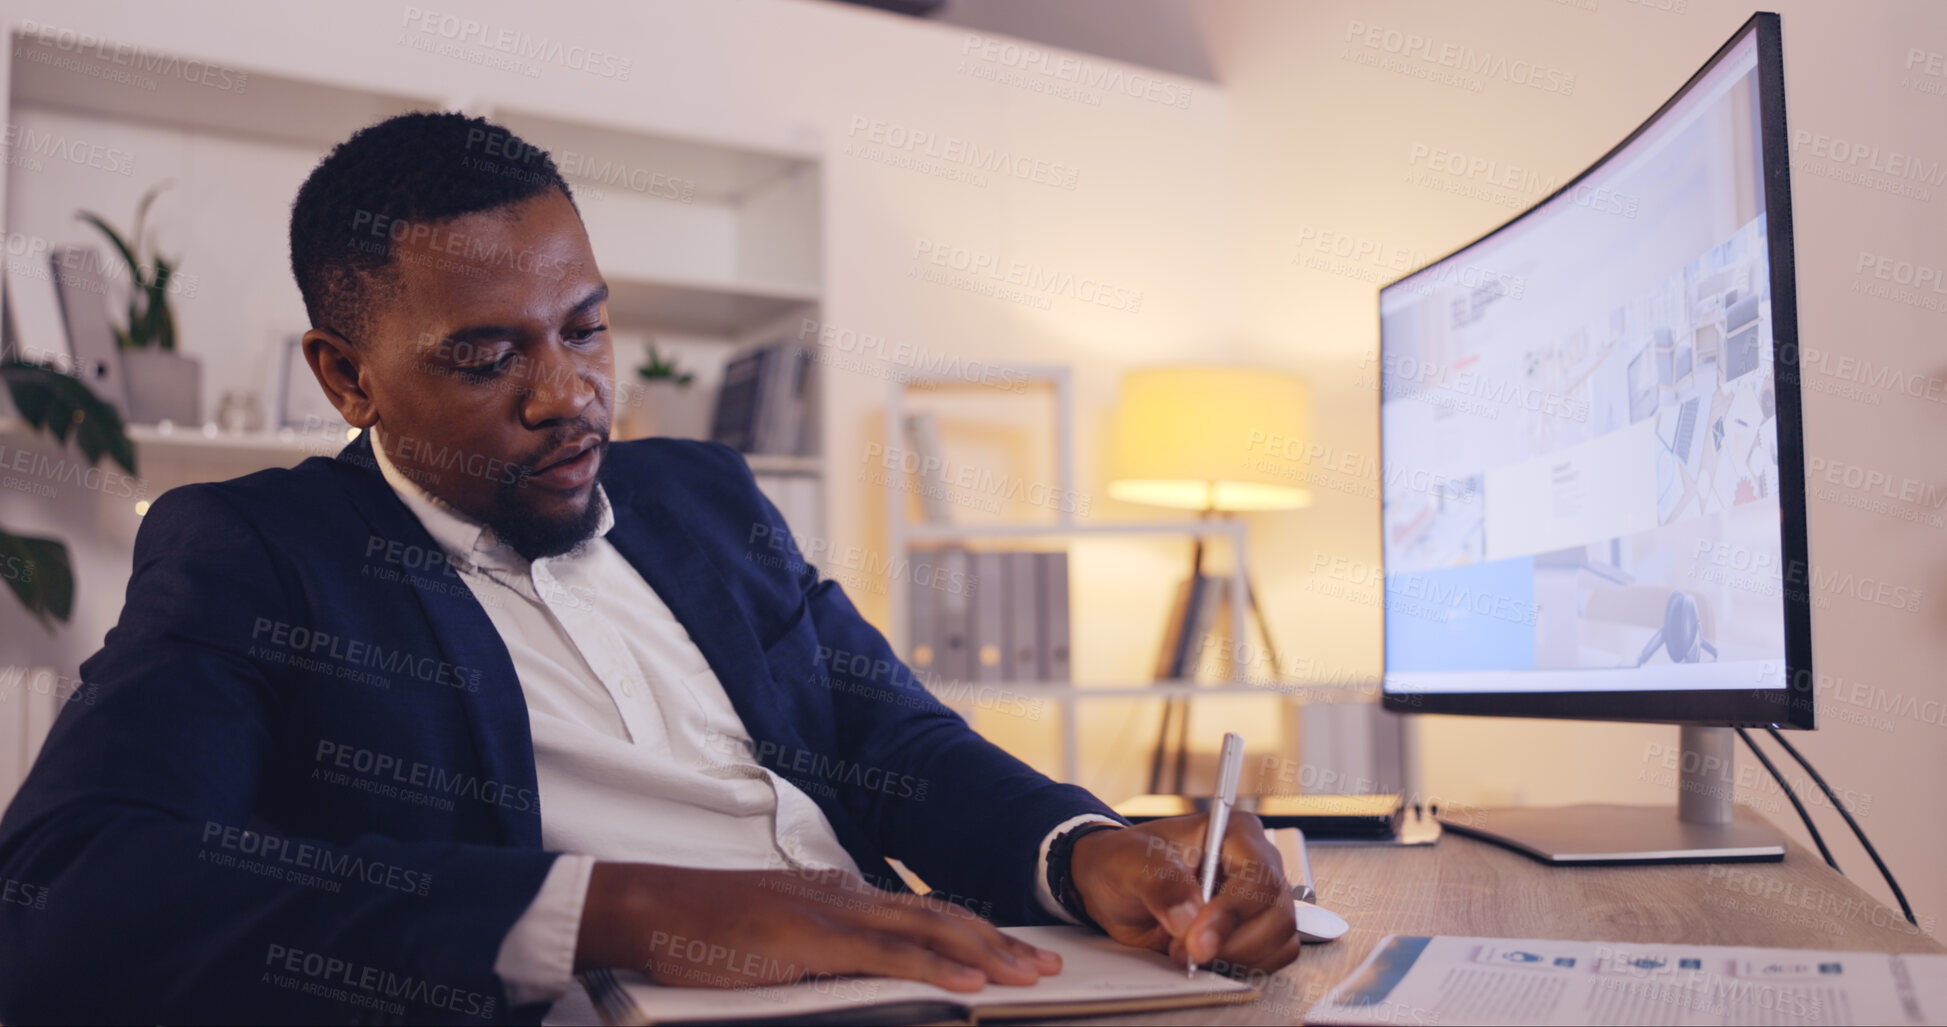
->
[432,323,525,350]
[427,285,611,353]
[565,284,610,321]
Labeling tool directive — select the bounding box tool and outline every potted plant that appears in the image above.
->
[80,183,202,425]
[617,344,709,440]
[0,361,138,630]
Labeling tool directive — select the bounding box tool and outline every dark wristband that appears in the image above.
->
[1046,821,1123,930]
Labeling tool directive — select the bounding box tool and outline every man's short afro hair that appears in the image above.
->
[288,111,575,345]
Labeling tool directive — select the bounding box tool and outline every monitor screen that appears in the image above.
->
[1378,16,1810,726]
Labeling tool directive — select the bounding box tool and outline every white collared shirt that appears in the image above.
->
[366,429,1105,1018]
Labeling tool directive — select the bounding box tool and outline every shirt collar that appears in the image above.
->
[367,424,615,574]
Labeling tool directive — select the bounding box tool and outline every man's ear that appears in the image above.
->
[302,328,377,429]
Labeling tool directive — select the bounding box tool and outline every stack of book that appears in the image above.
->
[908,549,1070,685]
[710,340,813,455]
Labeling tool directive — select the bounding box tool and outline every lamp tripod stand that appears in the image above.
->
[1145,514,1284,794]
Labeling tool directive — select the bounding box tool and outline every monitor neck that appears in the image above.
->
[1677,724,1738,826]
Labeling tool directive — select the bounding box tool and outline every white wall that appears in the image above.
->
[1197,0,1947,936]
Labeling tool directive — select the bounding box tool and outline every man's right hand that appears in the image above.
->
[574,862,1062,992]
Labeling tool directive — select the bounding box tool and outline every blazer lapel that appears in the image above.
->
[601,491,799,742]
[330,434,543,848]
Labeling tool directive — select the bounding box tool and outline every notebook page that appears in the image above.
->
[595,925,1258,1025]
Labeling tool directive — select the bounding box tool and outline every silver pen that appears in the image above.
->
[1291,827,1316,905]
[1189,732,1245,978]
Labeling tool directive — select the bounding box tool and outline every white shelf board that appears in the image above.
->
[9,33,437,150]
[904,520,1245,541]
[0,416,350,467]
[129,423,349,458]
[492,106,814,204]
[122,424,824,475]
[895,365,1071,389]
[926,681,1378,700]
[742,453,821,476]
[106,426,826,484]
[8,422,823,473]
[605,276,817,337]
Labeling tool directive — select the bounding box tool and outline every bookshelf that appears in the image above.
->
[0,28,826,535]
[885,369,1300,784]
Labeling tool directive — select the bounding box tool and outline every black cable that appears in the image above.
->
[1765,727,1918,927]
[1735,727,1837,871]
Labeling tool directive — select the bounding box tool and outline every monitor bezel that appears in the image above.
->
[1376,12,1815,730]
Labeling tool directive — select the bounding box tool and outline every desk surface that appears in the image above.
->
[1044,827,1942,1025]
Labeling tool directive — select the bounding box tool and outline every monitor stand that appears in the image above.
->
[1436,725,1787,865]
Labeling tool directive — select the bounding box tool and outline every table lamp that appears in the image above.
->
[1108,366,1313,792]
[1108,367,1314,512]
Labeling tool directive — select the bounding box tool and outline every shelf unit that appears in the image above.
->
[886,368,1295,784]
[0,28,827,536]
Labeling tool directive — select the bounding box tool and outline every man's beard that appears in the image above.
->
[485,440,611,561]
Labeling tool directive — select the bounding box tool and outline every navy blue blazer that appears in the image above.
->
[0,432,1118,1025]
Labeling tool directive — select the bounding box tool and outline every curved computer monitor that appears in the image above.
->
[1377,13,1811,733]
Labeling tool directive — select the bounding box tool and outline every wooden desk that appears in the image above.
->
[1043,828,1942,1025]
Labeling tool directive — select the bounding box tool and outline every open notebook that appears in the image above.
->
[583,925,1264,1026]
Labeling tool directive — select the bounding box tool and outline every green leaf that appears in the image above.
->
[131,182,168,257]
[638,344,694,386]
[148,260,177,351]
[123,294,144,351]
[78,183,179,352]
[76,211,143,282]
[0,361,134,628]
[0,527,73,629]
[0,362,138,475]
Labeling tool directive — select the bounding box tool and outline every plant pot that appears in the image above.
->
[120,349,202,426]
[617,379,712,441]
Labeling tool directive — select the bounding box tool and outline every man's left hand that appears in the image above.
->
[1067,813,1300,974]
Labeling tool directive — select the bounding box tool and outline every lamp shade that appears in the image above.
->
[1108,366,1313,512]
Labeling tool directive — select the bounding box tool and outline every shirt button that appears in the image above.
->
[620,679,635,697]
